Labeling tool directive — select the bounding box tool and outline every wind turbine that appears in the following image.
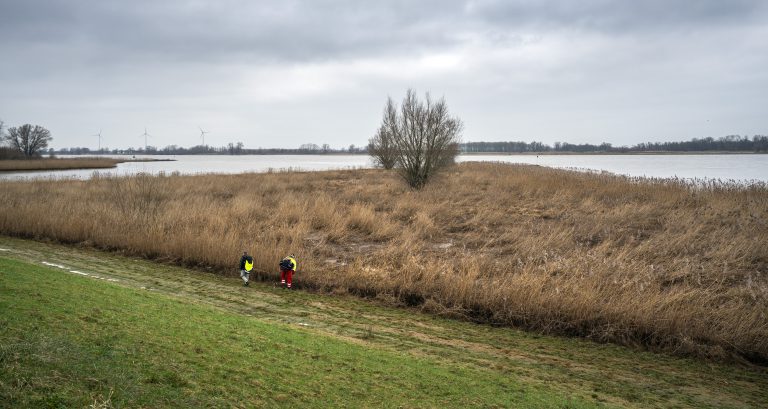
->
[198,126,209,146]
[140,127,153,151]
[93,129,103,151]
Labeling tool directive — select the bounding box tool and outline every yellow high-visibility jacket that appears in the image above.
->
[283,257,297,271]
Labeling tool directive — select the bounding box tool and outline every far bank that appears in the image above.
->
[0,157,174,172]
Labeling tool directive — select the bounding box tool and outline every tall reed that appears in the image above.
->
[1,163,766,362]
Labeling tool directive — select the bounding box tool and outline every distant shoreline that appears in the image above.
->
[0,157,175,172]
[461,151,767,156]
[54,150,767,157]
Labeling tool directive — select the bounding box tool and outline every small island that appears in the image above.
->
[0,157,174,172]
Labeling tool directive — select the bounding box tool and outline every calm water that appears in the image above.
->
[1,154,766,183]
[461,154,768,183]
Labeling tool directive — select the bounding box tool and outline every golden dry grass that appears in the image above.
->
[1,162,766,363]
[0,158,122,171]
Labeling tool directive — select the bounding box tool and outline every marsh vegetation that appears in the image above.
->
[0,162,766,363]
[0,157,122,171]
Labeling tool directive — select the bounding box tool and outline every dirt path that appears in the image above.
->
[1,235,766,408]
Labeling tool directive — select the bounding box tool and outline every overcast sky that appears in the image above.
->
[1,0,766,150]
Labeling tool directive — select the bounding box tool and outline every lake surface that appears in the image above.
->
[461,154,768,183]
[0,154,766,183]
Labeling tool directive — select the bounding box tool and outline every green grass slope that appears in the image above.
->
[1,236,766,408]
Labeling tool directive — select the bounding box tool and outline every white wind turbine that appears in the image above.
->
[93,129,103,151]
[198,126,209,146]
[140,127,153,151]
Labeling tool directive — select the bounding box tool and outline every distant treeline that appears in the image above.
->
[54,135,768,155]
[461,135,768,153]
[55,143,368,156]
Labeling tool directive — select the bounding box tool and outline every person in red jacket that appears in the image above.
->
[279,255,297,289]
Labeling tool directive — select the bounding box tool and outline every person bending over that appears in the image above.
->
[239,251,253,287]
[279,255,297,289]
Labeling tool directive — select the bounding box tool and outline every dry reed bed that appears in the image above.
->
[0,158,122,171]
[1,163,766,363]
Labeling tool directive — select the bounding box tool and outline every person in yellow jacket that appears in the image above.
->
[279,254,297,289]
[239,251,253,287]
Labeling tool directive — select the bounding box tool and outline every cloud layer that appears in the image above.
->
[1,0,766,148]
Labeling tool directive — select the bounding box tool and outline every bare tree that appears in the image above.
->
[4,124,53,157]
[368,120,398,170]
[371,89,462,188]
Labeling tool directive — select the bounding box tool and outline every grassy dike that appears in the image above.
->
[1,258,580,408]
[1,236,767,408]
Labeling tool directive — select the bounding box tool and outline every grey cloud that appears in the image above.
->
[464,0,767,33]
[2,0,766,67]
[0,0,467,65]
[0,0,766,148]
